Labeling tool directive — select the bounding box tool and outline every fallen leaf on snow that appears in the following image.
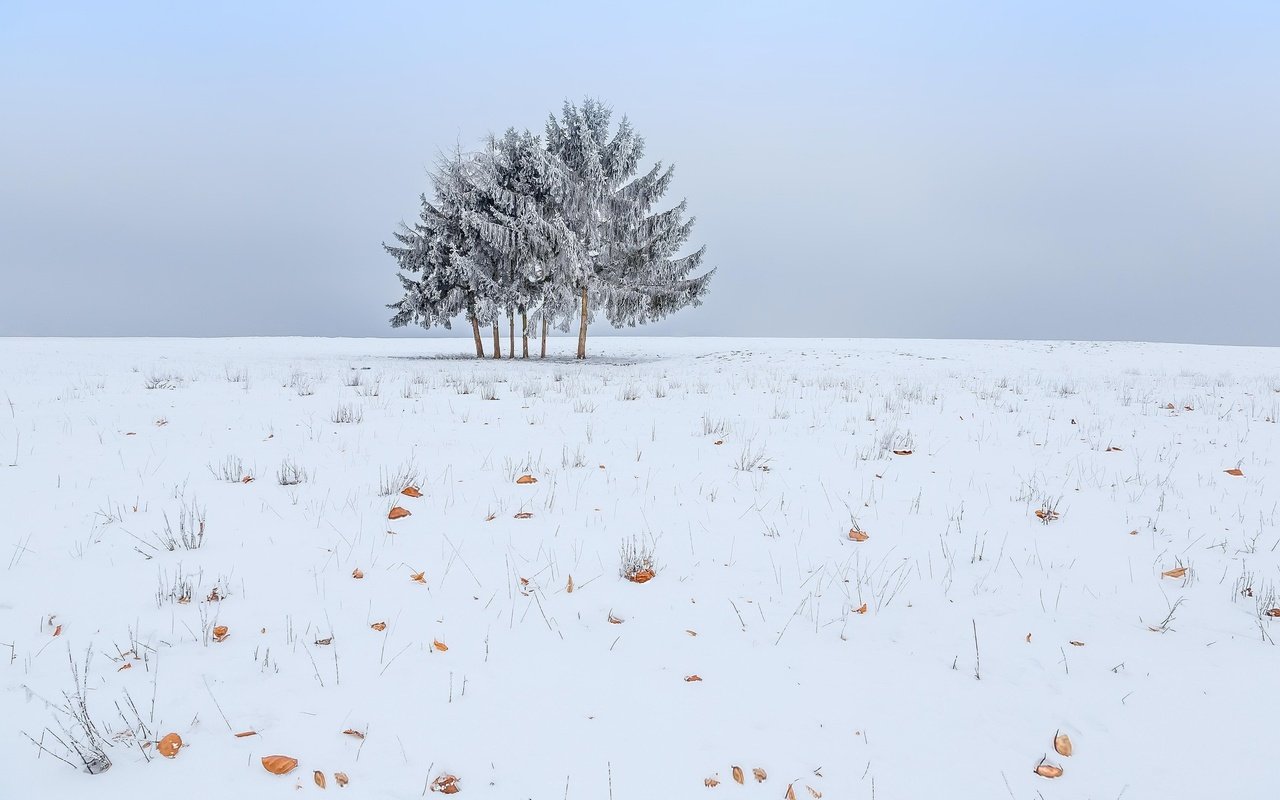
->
[234,730,257,738]
[847,528,869,542]
[806,786,822,798]
[371,621,387,631]
[684,674,703,682]
[731,766,745,785]
[628,569,655,584]
[434,639,449,652]
[607,613,624,624]
[212,625,229,642]
[1162,567,1187,579]
[1265,608,1280,618]
[785,784,798,800]
[892,449,913,456]
[352,568,364,579]
[401,486,422,498]
[334,772,349,787]
[342,728,365,740]
[704,777,720,787]
[1054,731,1073,757]
[752,767,767,783]
[855,603,868,614]
[1068,640,1085,646]
[515,474,538,485]
[566,575,575,593]
[157,732,182,758]
[513,511,533,519]
[388,506,411,520]
[410,571,426,584]
[314,771,327,789]
[1225,468,1244,477]
[261,755,299,775]
[430,774,460,793]
[315,637,333,645]
[1034,759,1063,779]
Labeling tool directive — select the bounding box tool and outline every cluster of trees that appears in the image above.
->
[386,99,713,359]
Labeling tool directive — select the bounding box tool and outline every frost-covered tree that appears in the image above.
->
[385,150,492,357]
[546,98,712,358]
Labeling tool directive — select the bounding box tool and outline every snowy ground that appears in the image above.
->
[2,336,1278,799]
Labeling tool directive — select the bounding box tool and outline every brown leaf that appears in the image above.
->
[261,755,299,775]
[731,766,744,785]
[315,637,333,645]
[1033,760,1063,779]
[430,774,460,794]
[752,767,767,783]
[607,613,624,624]
[515,474,538,484]
[685,629,698,636]
[388,506,411,520]
[212,625,229,642]
[410,571,426,584]
[713,439,724,446]
[334,772,349,787]
[401,486,423,498]
[847,528,869,542]
[371,621,387,631]
[434,639,449,652]
[628,569,655,584]
[684,674,703,682]
[342,728,365,740]
[892,449,913,456]
[785,784,798,800]
[352,568,364,579]
[1068,640,1085,647]
[854,603,868,614]
[314,771,327,789]
[1034,508,1061,521]
[1162,567,1187,579]
[234,730,257,738]
[513,511,533,519]
[1054,731,1073,757]
[241,475,254,484]
[1225,468,1244,477]
[566,575,575,593]
[118,662,132,672]
[52,624,62,637]
[806,786,822,799]
[1265,608,1280,618]
[1025,633,1032,643]
[705,777,720,787]
[157,732,182,758]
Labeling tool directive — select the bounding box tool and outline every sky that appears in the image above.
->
[2,1,1278,344]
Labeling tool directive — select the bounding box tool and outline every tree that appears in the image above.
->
[545,98,712,358]
[385,150,490,357]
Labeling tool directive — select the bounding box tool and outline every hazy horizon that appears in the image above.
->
[3,2,1279,345]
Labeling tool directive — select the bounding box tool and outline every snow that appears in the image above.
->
[2,336,1278,798]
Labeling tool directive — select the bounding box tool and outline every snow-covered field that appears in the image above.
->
[3,336,1278,799]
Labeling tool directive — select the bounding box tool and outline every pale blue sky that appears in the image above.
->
[2,1,1278,343]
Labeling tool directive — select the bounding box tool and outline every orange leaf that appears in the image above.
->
[401,486,422,498]
[855,603,868,614]
[1034,760,1063,779]
[434,639,449,652]
[157,732,182,758]
[371,621,387,631]
[629,569,655,584]
[1054,731,1073,757]
[1162,567,1187,579]
[52,624,62,637]
[847,528,869,542]
[785,784,798,800]
[212,625,229,642]
[515,474,538,484]
[1225,468,1244,477]
[314,771,327,789]
[352,568,364,579]
[388,506,411,520]
[731,766,745,785]
[410,571,426,583]
[234,730,257,738]
[684,674,703,682]
[261,755,299,775]
[118,662,132,672]
[1265,608,1280,618]
[430,774,460,794]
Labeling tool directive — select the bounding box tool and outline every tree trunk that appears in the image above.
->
[576,285,589,359]
[520,310,529,358]
[492,323,501,360]
[540,318,548,359]
[508,311,515,360]
[470,316,485,358]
